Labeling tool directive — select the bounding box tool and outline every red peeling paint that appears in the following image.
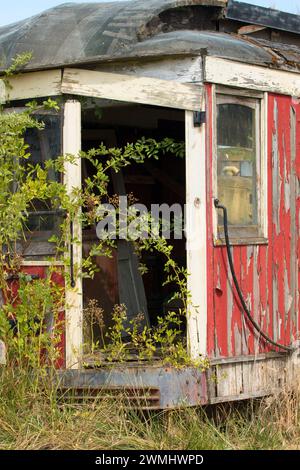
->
[206,89,300,359]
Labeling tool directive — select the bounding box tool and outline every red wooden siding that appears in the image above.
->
[50,269,66,369]
[7,266,65,368]
[206,85,300,358]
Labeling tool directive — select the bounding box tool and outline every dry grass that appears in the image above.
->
[0,368,300,450]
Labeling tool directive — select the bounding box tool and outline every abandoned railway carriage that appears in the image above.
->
[1,0,300,407]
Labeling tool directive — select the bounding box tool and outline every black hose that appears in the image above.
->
[70,219,76,289]
[214,199,293,353]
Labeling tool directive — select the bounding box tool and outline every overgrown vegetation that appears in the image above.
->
[0,54,208,369]
[0,95,67,369]
[78,137,200,365]
[0,56,215,451]
[0,371,299,450]
[1,55,299,452]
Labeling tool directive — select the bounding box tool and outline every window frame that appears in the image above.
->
[212,86,268,246]
[3,104,64,249]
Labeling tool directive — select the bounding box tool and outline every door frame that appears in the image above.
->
[63,88,207,368]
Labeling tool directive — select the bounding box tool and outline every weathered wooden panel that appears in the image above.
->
[94,56,203,83]
[207,355,299,403]
[206,83,216,358]
[204,82,227,357]
[61,68,203,111]
[271,97,291,348]
[231,247,243,356]
[206,85,300,361]
[205,57,300,96]
[1,70,62,102]
[185,110,208,359]
[213,248,228,357]
[294,98,300,342]
[63,100,83,370]
[256,244,271,354]
[5,265,66,368]
[238,246,251,355]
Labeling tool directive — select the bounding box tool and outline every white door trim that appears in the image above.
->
[204,56,300,96]
[185,106,207,359]
[63,100,83,369]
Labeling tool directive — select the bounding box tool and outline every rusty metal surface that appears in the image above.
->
[56,354,300,406]
[243,37,300,70]
[56,365,208,409]
[1,1,300,73]
[131,30,274,64]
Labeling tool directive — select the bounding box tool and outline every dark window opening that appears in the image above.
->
[81,103,186,357]
[4,100,63,258]
[25,113,62,235]
[216,95,259,229]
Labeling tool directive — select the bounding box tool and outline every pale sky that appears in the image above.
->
[0,0,299,27]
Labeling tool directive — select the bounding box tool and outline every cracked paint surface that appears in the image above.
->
[207,87,300,359]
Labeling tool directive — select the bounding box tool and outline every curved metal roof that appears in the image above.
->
[0,0,299,73]
[0,1,226,71]
[130,30,273,64]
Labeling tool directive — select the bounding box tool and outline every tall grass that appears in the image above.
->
[0,367,299,450]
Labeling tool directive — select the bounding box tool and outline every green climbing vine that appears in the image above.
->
[0,54,209,371]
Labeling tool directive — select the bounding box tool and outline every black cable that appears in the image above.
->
[214,199,294,353]
[70,219,76,288]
